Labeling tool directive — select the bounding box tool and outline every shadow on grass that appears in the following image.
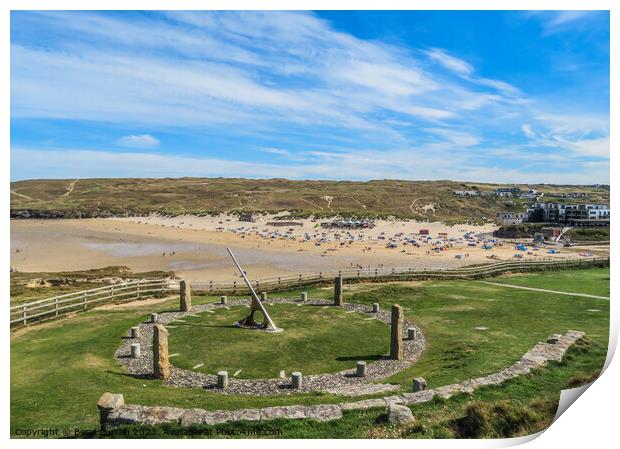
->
[105,370,153,380]
[172,323,239,329]
[336,354,386,362]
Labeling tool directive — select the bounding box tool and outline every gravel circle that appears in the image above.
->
[115,298,426,396]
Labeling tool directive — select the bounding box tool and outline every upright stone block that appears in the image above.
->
[150,313,158,323]
[220,295,227,305]
[356,361,367,377]
[413,377,427,392]
[301,292,308,302]
[292,371,303,389]
[372,303,380,313]
[390,304,404,360]
[407,327,417,341]
[260,292,267,302]
[130,326,140,339]
[97,393,124,428]
[153,324,170,380]
[130,343,141,358]
[218,371,229,389]
[180,279,192,312]
[334,275,344,306]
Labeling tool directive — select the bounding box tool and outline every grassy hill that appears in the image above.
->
[10,178,610,223]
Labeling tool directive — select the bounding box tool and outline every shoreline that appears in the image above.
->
[10,214,610,282]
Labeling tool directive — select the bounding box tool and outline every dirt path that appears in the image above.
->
[10,190,34,200]
[479,281,609,300]
[62,179,79,197]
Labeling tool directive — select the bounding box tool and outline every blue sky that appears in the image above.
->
[10,10,609,183]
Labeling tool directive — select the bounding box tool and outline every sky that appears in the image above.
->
[10,10,610,183]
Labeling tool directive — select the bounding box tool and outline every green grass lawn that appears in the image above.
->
[168,303,390,378]
[489,267,610,297]
[10,268,609,438]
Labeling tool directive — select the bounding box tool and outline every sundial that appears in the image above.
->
[227,247,281,332]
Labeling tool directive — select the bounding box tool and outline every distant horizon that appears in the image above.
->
[9,175,610,188]
[10,11,610,183]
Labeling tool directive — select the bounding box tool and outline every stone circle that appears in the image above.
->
[115,297,426,396]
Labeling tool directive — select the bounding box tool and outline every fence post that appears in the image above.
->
[22,304,27,326]
[136,281,141,300]
[82,292,87,310]
[233,280,237,294]
[55,298,59,317]
[209,280,213,293]
[319,272,322,281]
[375,268,378,277]
[357,269,360,278]
[299,274,302,287]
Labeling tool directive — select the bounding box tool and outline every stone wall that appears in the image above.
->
[101,330,584,428]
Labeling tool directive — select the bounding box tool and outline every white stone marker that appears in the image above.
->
[356,361,367,377]
[218,371,229,389]
[220,295,227,305]
[150,313,158,323]
[372,303,380,313]
[301,292,308,302]
[279,370,286,379]
[261,292,267,301]
[130,343,141,358]
[130,327,140,339]
[292,371,303,389]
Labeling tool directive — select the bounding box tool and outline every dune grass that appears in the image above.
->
[10,177,610,222]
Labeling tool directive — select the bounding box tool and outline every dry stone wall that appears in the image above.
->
[102,330,585,428]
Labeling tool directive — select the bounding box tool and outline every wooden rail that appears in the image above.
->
[10,279,176,328]
[10,257,608,329]
[190,256,609,294]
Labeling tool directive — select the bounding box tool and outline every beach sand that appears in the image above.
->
[10,214,608,282]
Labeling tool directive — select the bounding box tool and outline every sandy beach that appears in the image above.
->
[10,214,609,282]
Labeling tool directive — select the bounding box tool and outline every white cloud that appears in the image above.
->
[117,134,160,148]
[10,11,609,184]
[423,128,481,147]
[521,124,536,138]
[552,136,609,158]
[11,11,532,136]
[527,11,605,35]
[261,147,291,156]
[11,146,609,184]
[425,48,473,76]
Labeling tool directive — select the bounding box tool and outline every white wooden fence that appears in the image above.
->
[10,257,608,328]
[10,278,177,328]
